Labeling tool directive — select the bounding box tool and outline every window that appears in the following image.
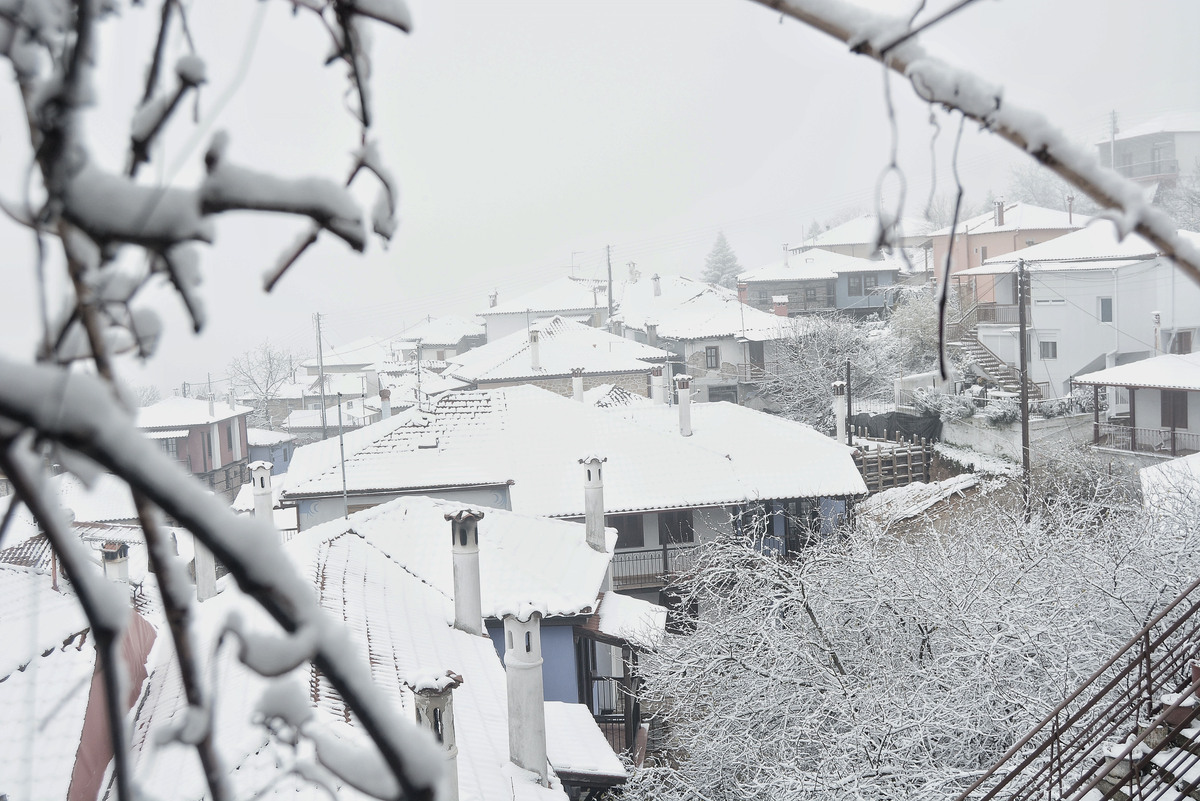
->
[979,245,988,263]
[755,290,770,305]
[1162,390,1189,429]
[225,424,233,451]
[607,514,644,549]
[863,274,878,292]
[705,346,720,369]
[159,438,178,458]
[658,509,694,544]
[1039,340,1058,360]
[436,350,446,361]
[804,286,817,303]
[707,386,738,403]
[1172,331,1193,355]
[1099,297,1113,322]
[847,275,863,296]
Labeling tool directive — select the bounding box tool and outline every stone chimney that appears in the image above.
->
[195,540,217,602]
[994,199,1005,227]
[101,541,129,583]
[579,455,607,552]
[405,671,463,801]
[651,273,661,297]
[446,509,485,636]
[773,295,789,317]
[832,381,847,444]
[504,612,548,784]
[675,374,693,437]
[650,365,664,403]
[646,323,658,348]
[489,290,498,308]
[529,328,541,371]
[249,461,275,535]
[380,388,392,419]
[737,282,748,304]
[571,368,584,402]
[611,320,624,338]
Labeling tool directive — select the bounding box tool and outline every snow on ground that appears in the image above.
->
[857,474,979,526]
[935,443,1021,477]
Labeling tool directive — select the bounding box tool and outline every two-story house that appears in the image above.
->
[738,248,904,317]
[480,276,612,341]
[953,223,1200,397]
[1096,112,1200,191]
[793,213,935,260]
[396,314,487,361]
[137,397,251,499]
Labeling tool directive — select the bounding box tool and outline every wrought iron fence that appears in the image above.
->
[1096,423,1200,457]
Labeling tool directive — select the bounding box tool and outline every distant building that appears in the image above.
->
[481,277,611,341]
[137,397,252,499]
[738,248,904,317]
[1095,112,1200,191]
[396,314,487,361]
[792,213,934,261]
[246,427,295,474]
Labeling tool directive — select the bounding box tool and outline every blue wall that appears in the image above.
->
[487,621,579,704]
[835,270,896,312]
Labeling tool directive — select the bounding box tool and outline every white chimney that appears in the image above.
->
[249,460,275,534]
[571,368,584,402]
[994,199,1005,227]
[650,366,664,403]
[504,612,548,784]
[832,381,847,444]
[675,374,693,437]
[446,509,485,636]
[646,323,658,348]
[529,328,541,371]
[651,273,661,297]
[380,387,392,419]
[579,455,607,553]
[195,541,217,601]
[489,290,498,308]
[101,541,129,583]
[405,671,463,801]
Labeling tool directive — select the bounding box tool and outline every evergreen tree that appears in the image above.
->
[702,232,743,289]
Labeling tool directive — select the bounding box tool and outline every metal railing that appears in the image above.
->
[976,303,1023,325]
[611,543,699,590]
[946,303,979,342]
[1116,158,1179,180]
[955,574,1200,801]
[1095,423,1200,457]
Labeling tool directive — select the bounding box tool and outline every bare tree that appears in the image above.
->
[625,462,1195,801]
[228,341,301,429]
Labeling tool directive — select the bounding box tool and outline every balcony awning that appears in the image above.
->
[144,429,188,439]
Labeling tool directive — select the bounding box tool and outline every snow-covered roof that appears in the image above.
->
[930,202,1087,238]
[137,396,251,428]
[956,220,1171,276]
[247,428,294,447]
[582,383,653,409]
[57,471,139,523]
[0,565,94,799]
[304,496,614,619]
[449,316,669,384]
[740,248,901,283]
[1140,451,1200,515]
[1101,112,1200,144]
[594,591,666,650]
[615,274,804,342]
[284,386,866,515]
[795,214,935,249]
[856,474,979,526]
[1074,351,1200,391]
[127,500,605,801]
[398,315,485,347]
[544,702,627,783]
[484,277,610,317]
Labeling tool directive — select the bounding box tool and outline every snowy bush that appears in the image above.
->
[980,397,1020,426]
[911,387,974,419]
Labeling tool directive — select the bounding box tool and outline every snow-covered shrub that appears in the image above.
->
[911,387,974,419]
[980,397,1020,426]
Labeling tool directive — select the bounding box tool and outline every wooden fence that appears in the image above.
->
[851,429,935,494]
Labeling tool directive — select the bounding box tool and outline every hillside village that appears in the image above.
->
[4,0,1200,798]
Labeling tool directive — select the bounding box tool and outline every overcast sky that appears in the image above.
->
[1,0,1198,396]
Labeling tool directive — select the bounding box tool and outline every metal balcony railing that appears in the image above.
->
[954,574,1200,801]
[976,303,1023,325]
[611,544,699,590]
[1116,158,1180,180]
[1095,423,1200,457]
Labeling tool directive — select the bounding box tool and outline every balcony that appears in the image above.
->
[976,303,1023,325]
[1095,422,1200,457]
[611,544,699,590]
[1116,157,1179,181]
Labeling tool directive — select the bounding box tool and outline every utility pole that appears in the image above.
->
[845,359,852,446]
[1017,259,1031,522]
[314,312,328,440]
[606,244,614,324]
[415,337,423,412]
[1109,110,1118,169]
[337,392,348,518]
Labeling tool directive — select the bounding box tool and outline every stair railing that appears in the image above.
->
[947,303,980,342]
[955,573,1200,801]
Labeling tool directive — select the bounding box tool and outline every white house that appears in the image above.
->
[481,277,612,341]
[953,223,1200,397]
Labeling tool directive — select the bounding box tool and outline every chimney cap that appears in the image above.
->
[444,508,486,523]
[570,367,584,378]
[379,388,391,400]
[578,454,607,465]
[405,669,464,695]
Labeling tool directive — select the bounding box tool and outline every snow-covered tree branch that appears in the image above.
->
[746,0,1200,284]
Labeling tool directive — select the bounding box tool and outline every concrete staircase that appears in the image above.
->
[951,330,1043,400]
